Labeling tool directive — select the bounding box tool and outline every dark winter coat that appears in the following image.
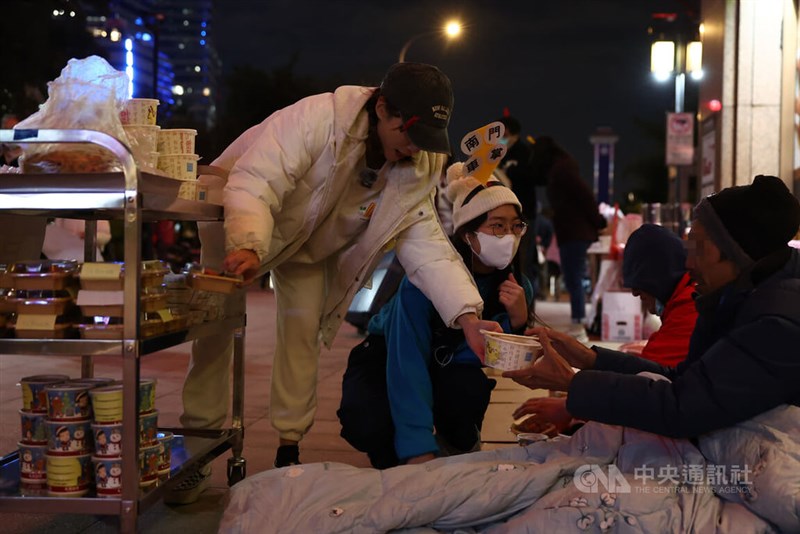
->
[567,247,800,438]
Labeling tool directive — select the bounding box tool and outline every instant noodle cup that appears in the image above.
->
[45,418,93,456]
[120,97,159,126]
[156,431,173,479]
[157,153,200,181]
[89,384,123,423]
[139,378,157,414]
[46,452,92,497]
[92,456,122,497]
[157,128,197,154]
[139,410,159,446]
[18,442,48,484]
[19,409,48,444]
[92,422,123,457]
[20,374,69,412]
[123,124,160,154]
[481,330,543,371]
[45,384,92,420]
[139,442,161,487]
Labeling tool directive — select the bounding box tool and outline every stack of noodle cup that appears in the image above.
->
[43,381,98,497]
[156,129,200,200]
[18,375,69,491]
[120,98,160,172]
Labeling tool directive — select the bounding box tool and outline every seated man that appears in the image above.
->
[338,167,535,467]
[506,175,800,438]
[513,223,698,433]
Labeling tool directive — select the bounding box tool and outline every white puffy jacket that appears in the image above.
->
[217,85,481,345]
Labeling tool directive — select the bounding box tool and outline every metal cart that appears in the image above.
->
[0,129,246,532]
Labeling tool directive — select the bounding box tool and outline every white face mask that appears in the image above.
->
[471,232,520,270]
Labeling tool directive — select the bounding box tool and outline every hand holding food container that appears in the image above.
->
[501,329,577,392]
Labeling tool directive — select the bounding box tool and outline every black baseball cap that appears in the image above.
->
[380,62,453,155]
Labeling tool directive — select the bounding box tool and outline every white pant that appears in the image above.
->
[180,221,327,442]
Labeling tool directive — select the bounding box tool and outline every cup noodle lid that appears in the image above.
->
[482,330,542,371]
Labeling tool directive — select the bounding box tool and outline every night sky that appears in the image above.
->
[212,0,697,204]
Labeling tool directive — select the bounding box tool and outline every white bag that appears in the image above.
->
[601,291,642,342]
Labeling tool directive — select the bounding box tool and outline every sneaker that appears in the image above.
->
[163,464,211,505]
[274,444,301,468]
[567,323,590,345]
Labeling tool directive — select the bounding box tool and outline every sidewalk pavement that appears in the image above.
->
[0,289,612,533]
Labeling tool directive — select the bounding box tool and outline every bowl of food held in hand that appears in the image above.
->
[481,330,543,371]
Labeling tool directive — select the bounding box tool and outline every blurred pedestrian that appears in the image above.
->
[531,136,606,336]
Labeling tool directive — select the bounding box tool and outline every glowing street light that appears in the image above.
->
[398,19,463,63]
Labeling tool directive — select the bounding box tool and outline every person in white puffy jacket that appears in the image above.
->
[167,63,503,504]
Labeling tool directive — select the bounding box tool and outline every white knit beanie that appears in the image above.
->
[444,162,522,233]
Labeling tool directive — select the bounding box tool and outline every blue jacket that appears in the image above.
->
[567,248,800,438]
[369,270,533,460]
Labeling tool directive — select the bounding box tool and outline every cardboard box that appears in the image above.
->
[601,291,642,342]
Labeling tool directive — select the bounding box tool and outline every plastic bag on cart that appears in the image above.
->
[15,56,130,174]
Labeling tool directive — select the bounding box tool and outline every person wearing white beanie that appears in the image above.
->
[338,162,536,467]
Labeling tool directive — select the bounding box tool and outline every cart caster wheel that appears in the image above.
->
[227,458,246,486]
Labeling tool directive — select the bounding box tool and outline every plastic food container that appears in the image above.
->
[482,331,543,371]
[14,296,73,316]
[120,98,159,126]
[157,153,200,181]
[9,260,77,291]
[140,312,166,338]
[78,322,123,340]
[141,260,170,288]
[157,128,197,154]
[185,266,243,294]
[11,322,72,339]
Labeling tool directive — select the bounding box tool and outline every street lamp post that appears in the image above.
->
[398,20,462,63]
[650,13,703,205]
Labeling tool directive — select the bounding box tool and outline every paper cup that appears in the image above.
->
[45,418,93,456]
[20,375,69,412]
[156,431,173,478]
[19,409,48,444]
[139,378,157,414]
[123,124,160,153]
[138,410,159,446]
[157,128,197,154]
[139,443,161,487]
[93,456,123,497]
[45,384,92,421]
[120,98,159,126]
[18,442,48,484]
[157,154,200,180]
[92,422,123,457]
[482,331,542,371]
[46,453,92,497]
